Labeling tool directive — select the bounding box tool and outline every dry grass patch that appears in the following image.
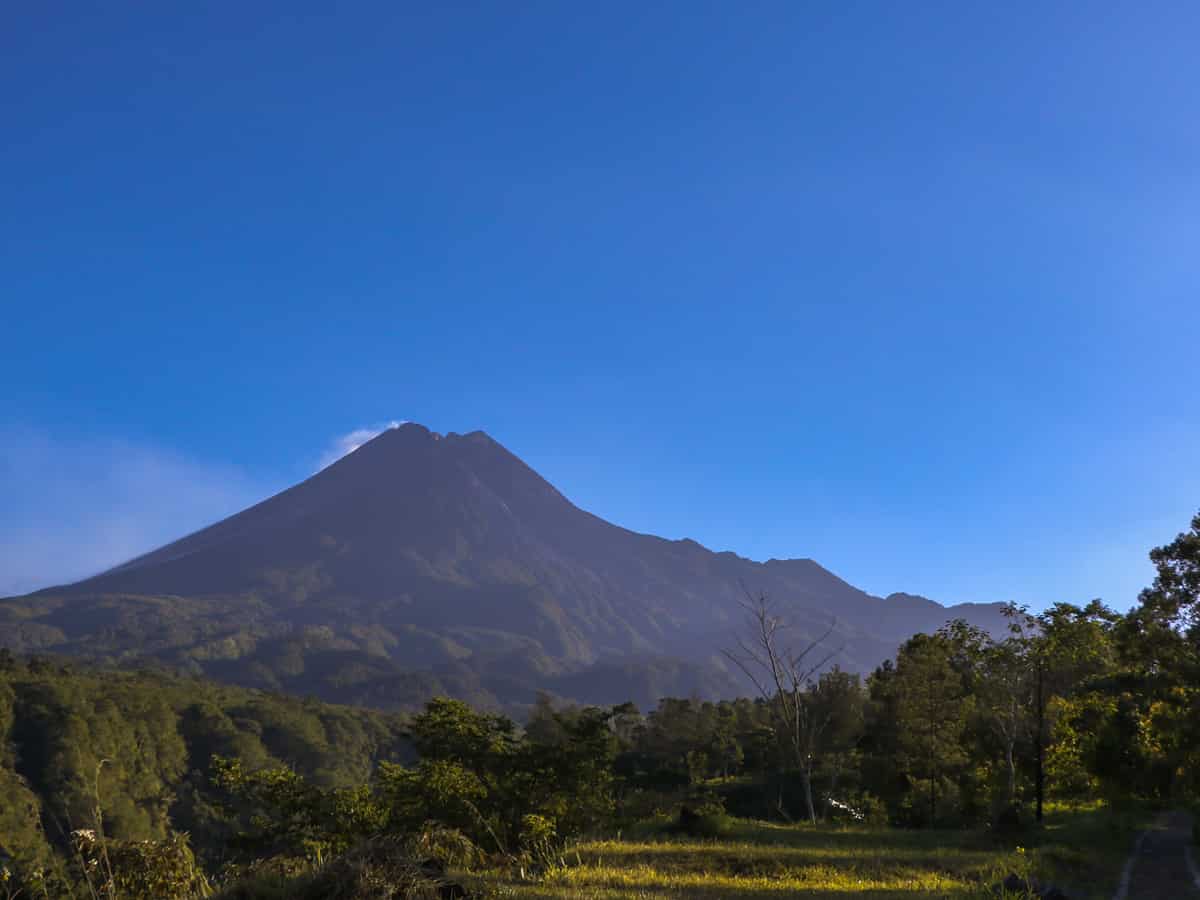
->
[465,806,1145,900]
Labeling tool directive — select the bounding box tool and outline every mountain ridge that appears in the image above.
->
[1,423,1008,712]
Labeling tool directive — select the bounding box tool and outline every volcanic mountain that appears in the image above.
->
[0,424,1007,712]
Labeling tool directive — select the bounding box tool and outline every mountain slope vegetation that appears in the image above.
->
[0,656,410,888]
[0,424,1007,711]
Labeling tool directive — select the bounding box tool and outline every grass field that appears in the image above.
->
[465,804,1146,899]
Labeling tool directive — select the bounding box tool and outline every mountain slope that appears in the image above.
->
[0,424,1008,711]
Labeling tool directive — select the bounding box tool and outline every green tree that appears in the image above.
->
[1032,600,1119,815]
[892,633,972,826]
[977,606,1036,810]
[409,697,517,776]
[807,668,865,816]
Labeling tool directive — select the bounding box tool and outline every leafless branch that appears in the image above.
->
[721,584,845,823]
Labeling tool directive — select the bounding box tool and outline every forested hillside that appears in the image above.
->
[2,511,1197,899]
[0,660,410,892]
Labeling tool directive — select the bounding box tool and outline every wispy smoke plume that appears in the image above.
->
[317,420,406,470]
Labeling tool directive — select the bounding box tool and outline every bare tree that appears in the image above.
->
[721,587,840,823]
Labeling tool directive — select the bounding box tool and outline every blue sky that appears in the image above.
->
[4,2,1199,608]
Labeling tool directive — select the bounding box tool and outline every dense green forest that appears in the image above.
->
[0,663,410,895]
[2,512,1198,898]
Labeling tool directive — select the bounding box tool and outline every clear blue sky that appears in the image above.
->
[4,2,1199,608]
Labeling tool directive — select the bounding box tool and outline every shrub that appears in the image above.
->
[992,803,1026,834]
[853,793,890,827]
[72,829,212,900]
[674,794,732,838]
[213,836,467,900]
[407,825,483,870]
[517,814,559,866]
[895,776,964,828]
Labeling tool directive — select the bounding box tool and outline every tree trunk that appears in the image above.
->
[1005,738,1017,806]
[776,789,793,823]
[801,766,817,824]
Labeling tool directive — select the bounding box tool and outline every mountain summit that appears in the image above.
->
[1,424,1007,711]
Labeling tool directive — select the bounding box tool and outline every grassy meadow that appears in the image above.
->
[466,804,1144,899]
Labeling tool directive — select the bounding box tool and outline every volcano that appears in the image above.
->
[0,423,1007,711]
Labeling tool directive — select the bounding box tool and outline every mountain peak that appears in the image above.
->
[4,426,1008,711]
[353,423,503,454]
[374,420,434,441]
[333,421,442,464]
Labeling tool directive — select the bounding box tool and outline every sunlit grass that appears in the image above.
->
[465,804,1146,899]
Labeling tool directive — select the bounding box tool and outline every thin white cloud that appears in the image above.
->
[0,422,414,595]
[0,429,276,596]
[317,420,406,470]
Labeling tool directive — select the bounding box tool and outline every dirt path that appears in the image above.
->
[1118,810,1200,900]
